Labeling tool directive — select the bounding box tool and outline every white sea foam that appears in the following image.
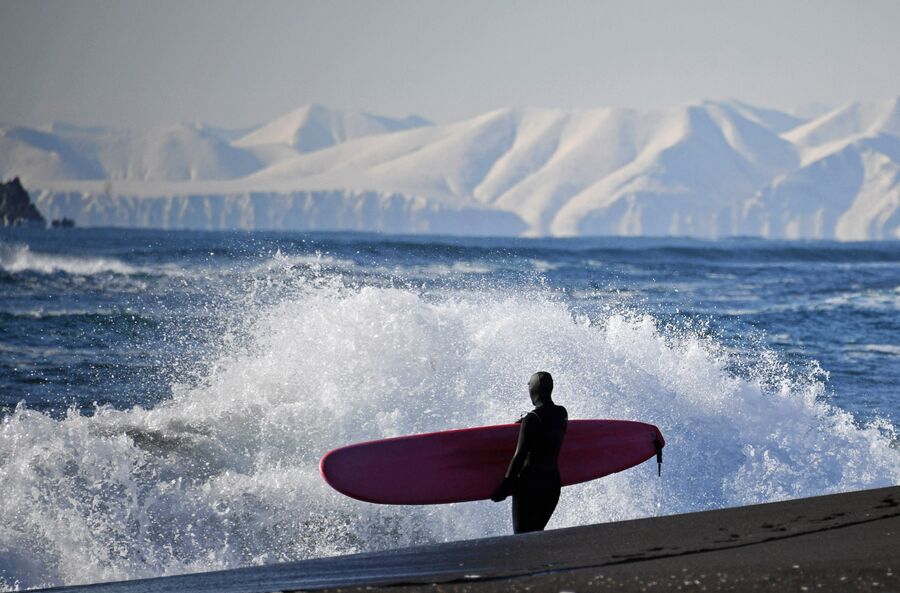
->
[249,250,357,275]
[0,241,191,282]
[0,241,138,276]
[844,343,900,357]
[529,259,561,273]
[419,262,494,276]
[817,286,900,312]
[1,264,898,590]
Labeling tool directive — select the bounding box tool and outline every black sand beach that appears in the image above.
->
[39,486,899,593]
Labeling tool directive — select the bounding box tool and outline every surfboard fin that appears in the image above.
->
[653,435,663,476]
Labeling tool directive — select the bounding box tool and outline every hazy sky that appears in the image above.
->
[2,0,898,128]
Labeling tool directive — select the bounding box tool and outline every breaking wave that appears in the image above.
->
[1,258,898,590]
[0,241,140,276]
[0,241,188,279]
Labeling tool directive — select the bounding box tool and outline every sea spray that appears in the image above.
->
[1,252,898,590]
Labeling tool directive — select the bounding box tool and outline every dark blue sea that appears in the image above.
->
[1,228,898,590]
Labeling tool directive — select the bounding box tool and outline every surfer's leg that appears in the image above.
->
[533,486,560,531]
[512,493,535,533]
[512,487,560,533]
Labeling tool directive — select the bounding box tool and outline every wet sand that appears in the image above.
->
[40,485,899,593]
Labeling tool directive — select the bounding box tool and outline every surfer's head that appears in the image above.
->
[528,371,553,405]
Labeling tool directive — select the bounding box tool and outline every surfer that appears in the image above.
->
[491,371,568,533]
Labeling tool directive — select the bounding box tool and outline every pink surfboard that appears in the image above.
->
[319,419,665,505]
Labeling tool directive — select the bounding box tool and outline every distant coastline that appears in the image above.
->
[4,98,899,239]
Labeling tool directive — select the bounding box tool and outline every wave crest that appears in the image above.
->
[0,241,139,276]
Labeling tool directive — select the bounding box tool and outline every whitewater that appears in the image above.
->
[1,229,898,591]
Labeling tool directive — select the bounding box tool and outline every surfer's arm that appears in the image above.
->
[491,414,536,502]
[505,413,535,479]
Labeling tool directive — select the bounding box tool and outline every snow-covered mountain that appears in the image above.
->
[743,135,900,240]
[244,102,803,236]
[785,98,900,164]
[0,105,431,183]
[0,123,261,181]
[233,103,430,154]
[6,99,900,239]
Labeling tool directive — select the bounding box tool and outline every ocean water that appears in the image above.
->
[1,228,898,590]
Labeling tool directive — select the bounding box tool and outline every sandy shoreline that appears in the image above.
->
[37,485,899,593]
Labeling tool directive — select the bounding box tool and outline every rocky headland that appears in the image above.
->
[0,177,45,227]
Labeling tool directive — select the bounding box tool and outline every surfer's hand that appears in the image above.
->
[490,477,513,502]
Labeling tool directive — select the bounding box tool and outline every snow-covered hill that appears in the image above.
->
[233,103,430,155]
[0,123,261,182]
[0,105,430,184]
[743,134,900,240]
[5,99,900,239]
[244,102,803,236]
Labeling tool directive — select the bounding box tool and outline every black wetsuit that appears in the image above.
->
[505,403,568,533]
